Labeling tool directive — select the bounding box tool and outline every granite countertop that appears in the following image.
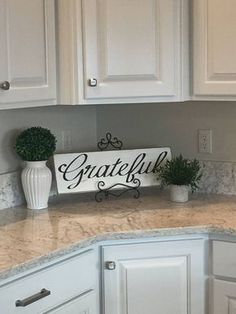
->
[1,189,236,281]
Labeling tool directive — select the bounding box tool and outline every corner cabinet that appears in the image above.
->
[102,239,205,314]
[193,0,236,99]
[212,279,236,314]
[58,0,189,105]
[211,240,236,314]
[0,0,57,109]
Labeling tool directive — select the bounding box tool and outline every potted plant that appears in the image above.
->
[15,127,56,210]
[157,155,202,202]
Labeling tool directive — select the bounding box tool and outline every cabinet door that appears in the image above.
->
[212,279,236,314]
[82,0,183,102]
[0,0,56,108]
[45,291,97,314]
[102,240,205,314]
[193,0,236,96]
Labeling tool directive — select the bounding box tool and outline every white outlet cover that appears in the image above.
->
[198,129,212,154]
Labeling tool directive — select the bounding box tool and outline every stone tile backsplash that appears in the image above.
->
[199,161,236,195]
[0,172,24,210]
[2,160,236,209]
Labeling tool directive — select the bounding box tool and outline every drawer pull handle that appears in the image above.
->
[15,288,51,307]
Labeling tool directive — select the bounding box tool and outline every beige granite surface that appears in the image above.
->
[2,189,236,281]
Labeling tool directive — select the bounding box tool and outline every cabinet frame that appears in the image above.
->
[0,0,57,110]
[192,0,236,100]
[57,0,190,105]
[101,237,206,314]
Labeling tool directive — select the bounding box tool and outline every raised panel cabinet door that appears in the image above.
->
[212,279,236,314]
[0,0,56,107]
[193,0,236,96]
[44,291,97,314]
[82,0,182,101]
[102,239,205,314]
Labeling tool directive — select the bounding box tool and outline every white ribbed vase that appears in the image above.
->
[170,185,189,203]
[21,161,52,210]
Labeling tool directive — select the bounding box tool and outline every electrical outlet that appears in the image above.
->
[61,130,72,151]
[198,129,212,154]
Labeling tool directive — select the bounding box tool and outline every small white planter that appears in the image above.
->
[170,185,189,203]
[21,161,52,210]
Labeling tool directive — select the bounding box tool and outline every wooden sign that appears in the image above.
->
[54,148,171,195]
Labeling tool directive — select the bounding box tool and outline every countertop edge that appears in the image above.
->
[1,225,236,283]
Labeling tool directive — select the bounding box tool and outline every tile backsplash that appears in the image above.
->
[199,161,236,195]
[0,172,24,210]
[2,160,236,209]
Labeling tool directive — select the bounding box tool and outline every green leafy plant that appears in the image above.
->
[157,155,202,193]
[15,127,57,161]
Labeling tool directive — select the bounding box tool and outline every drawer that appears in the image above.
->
[45,290,97,314]
[211,279,236,314]
[0,249,96,314]
[212,241,236,278]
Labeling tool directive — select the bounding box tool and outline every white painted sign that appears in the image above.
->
[54,148,171,194]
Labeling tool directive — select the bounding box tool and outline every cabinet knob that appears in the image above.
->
[105,261,116,270]
[88,78,97,87]
[0,81,10,91]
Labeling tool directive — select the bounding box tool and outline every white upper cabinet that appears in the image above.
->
[58,0,188,104]
[0,0,57,109]
[83,0,182,101]
[4,0,236,107]
[193,0,236,98]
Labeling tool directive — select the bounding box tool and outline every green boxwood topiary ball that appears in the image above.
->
[157,154,202,193]
[15,127,57,161]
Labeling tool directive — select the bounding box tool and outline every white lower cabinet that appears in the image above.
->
[212,241,236,278]
[212,279,236,314]
[0,237,208,314]
[0,249,98,314]
[45,291,97,314]
[102,239,205,314]
[211,241,236,314]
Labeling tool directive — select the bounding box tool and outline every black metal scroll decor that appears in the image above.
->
[95,179,141,202]
[97,132,123,151]
[95,133,140,202]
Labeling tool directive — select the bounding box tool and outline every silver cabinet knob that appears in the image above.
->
[105,261,116,270]
[88,78,97,87]
[0,81,10,91]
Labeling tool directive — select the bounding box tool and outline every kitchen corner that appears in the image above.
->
[2,188,236,313]
[1,189,236,280]
[2,0,236,313]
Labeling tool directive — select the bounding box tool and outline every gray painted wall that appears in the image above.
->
[1,100,236,175]
[0,106,97,174]
[96,101,236,162]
